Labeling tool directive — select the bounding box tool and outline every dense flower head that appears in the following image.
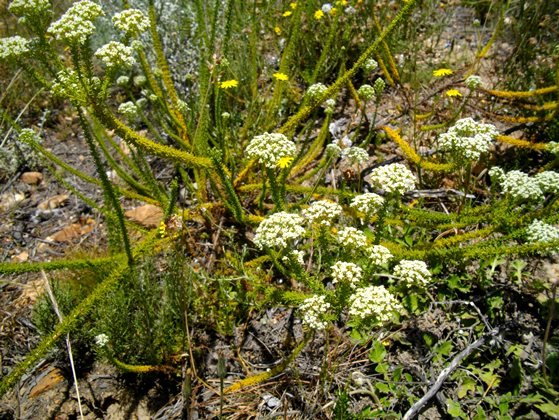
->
[116,75,129,86]
[393,260,431,287]
[48,0,104,45]
[302,200,343,227]
[0,36,30,60]
[357,84,375,101]
[337,227,367,250]
[342,146,369,164]
[437,117,498,161]
[534,171,559,194]
[348,285,402,323]
[51,69,84,100]
[368,245,393,266]
[112,9,149,36]
[246,132,296,168]
[331,261,362,287]
[305,83,327,102]
[8,0,50,17]
[465,75,482,90]
[95,41,135,68]
[325,143,342,158]
[368,163,416,195]
[362,58,378,73]
[323,98,336,114]
[299,295,330,330]
[495,169,544,202]
[547,141,559,154]
[253,211,305,249]
[373,78,386,95]
[526,220,559,245]
[95,333,109,347]
[350,193,384,215]
[118,101,138,119]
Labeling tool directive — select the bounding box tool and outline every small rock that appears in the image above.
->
[21,172,43,185]
[38,194,69,210]
[125,204,164,228]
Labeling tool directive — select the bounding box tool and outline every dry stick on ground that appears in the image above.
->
[402,327,501,420]
[41,270,85,420]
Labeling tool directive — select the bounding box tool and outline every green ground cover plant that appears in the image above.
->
[0,0,558,417]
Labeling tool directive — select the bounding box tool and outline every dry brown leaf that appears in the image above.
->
[11,251,29,262]
[29,368,65,398]
[47,219,95,242]
[20,172,43,185]
[125,204,163,228]
[38,194,69,210]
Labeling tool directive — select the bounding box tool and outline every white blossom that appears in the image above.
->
[299,295,331,330]
[112,9,150,36]
[438,117,498,161]
[118,101,138,118]
[337,227,367,250]
[393,260,431,287]
[349,286,402,323]
[95,333,109,347]
[253,212,305,249]
[350,193,384,215]
[368,163,416,195]
[48,0,104,45]
[357,84,375,101]
[331,261,362,288]
[8,0,50,17]
[526,220,559,245]
[368,245,393,266]
[0,36,30,59]
[305,83,327,102]
[246,132,296,169]
[362,58,378,73]
[302,200,343,227]
[534,171,559,194]
[95,41,135,68]
[465,75,482,90]
[499,170,544,202]
[342,146,369,165]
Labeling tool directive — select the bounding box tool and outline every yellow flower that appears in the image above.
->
[273,72,289,81]
[276,156,294,169]
[314,9,324,20]
[330,7,338,15]
[283,10,292,17]
[445,89,462,97]
[220,79,238,89]
[274,26,281,35]
[290,2,297,9]
[335,0,347,5]
[433,68,453,77]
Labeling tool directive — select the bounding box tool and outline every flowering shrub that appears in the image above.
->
[368,163,416,195]
[246,133,297,169]
[438,117,498,162]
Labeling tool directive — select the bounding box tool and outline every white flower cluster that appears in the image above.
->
[465,75,482,90]
[299,295,330,330]
[393,260,431,287]
[331,261,362,287]
[350,193,384,215]
[112,9,150,36]
[526,220,559,245]
[337,227,367,250]
[116,75,129,86]
[246,132,296,168]
[253,211,305,249]
[534,171,559,194]
[325,143,342,158]
[362,58,378,73]
[368,244,393,266]
[95,333,109,347]
[357,84,375,101]
[490,167,544,202]
[323,98,336,114]
[48,0,104,45]
[547,142,559,154]
[0,36,29,59]
[342,146,369,164]
[8,0,50,17]
[302,200,343,227]
[118,101,138,119]
[438,117,498,161]
[373,78,385,95]
[95,41,135,68]
[368,163,416,195]
[305,83,327,102]
[348,285,402,323]
[51,69,84,100]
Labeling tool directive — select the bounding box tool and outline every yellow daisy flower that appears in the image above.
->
[433,68,453,77]
[283,10,292,17]
[290,2,297,9]
[314,9,324,20]
[276,156,294,169]
[273,72,289,81]
[445,89,462,97]
[220,79,238,89]
[274,26,281,35]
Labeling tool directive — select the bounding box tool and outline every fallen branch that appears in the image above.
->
[402,327,501,420]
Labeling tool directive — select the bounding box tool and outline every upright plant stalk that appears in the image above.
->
[78,109,133,264]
